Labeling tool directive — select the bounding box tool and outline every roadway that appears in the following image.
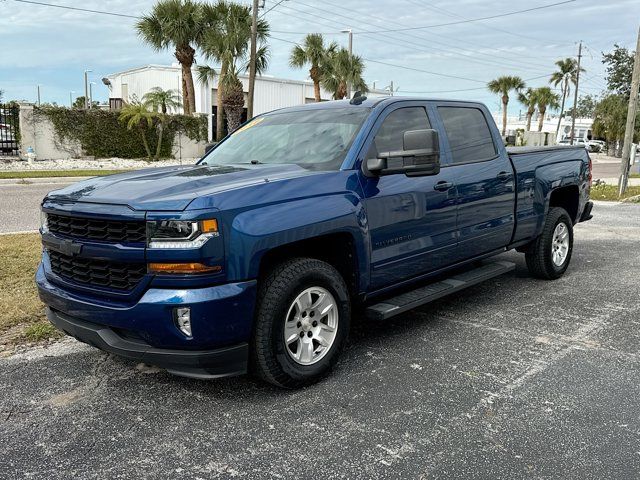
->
[1,202,639,478]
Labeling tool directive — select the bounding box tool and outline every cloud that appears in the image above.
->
[0,0,636,111]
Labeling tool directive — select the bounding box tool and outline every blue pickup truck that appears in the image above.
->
[37,96,593,387]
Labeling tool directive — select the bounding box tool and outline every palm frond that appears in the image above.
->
[196,65,218,86]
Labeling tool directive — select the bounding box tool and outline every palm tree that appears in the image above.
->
[550,58,585,137]
[118,104,157,160]
[220,66,245,133]
[289,34,338,103]
[321,48,367,100]
[200,1,269,140]
[487,75,526,136]
[534,87,560,132]
[137,0,207,115]
[143,87,181,114]
[518,88,539,131]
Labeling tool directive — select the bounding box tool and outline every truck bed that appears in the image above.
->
[507,145,591,245]
[506,145,586,156]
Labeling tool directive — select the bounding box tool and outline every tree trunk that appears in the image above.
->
[181,73,189,114]
[139,126,152,160]
[154,120,164,161]
[555,82,568,138]
[310,65,321,102]
[175,45,196,116]
[223,79,245,134]
[538,107,546,132]
[182,64,196,115]
[313,81,321,103]
[337,81,347,100]
[526,111,532,131]
[501,95,508,136]
[216,62,227,141]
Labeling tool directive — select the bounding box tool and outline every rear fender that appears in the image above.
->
[532,159,587,237]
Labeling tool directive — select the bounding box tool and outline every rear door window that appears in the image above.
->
[438,107,496,164]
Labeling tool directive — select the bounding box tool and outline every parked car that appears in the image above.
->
[0,123,16,153]
[37,97,593,387]
[587,140,605,153]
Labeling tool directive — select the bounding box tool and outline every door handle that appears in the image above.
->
[434,181,454,191]
[496,171,511,181]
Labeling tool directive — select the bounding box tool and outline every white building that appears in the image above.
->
[105,64,389,141]
[493,112,594,143]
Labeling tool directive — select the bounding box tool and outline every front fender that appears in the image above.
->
[226,193,370,291]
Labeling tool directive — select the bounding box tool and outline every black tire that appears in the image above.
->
[525,207,574,279]
[252,258,351,388]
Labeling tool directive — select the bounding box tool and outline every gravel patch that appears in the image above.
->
[0,157,200,171]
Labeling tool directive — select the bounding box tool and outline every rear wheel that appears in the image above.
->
[525,207,573,279]
[252,258,350,388]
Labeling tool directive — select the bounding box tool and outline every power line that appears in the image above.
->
[396,74,552,94]
[408,0,568,45]
[353,0,576,34]
[12,0,140,19]
[277,3,554,75]
[260,0,289,18]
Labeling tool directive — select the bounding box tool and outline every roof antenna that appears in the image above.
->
[350,91,367,105]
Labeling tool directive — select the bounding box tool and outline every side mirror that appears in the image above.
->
[364,129,440,177]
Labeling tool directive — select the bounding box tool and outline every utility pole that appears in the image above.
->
[569,41,582,145]
[89,82,95,108]
[341,29,353,98]
[619,25,640,195]
[390,80,394,97]
[247,0,259,120]
[37,85,41,106]
[69,91,74,108]
[83,69,92,110]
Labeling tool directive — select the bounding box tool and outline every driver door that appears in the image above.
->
[359,102,459,290]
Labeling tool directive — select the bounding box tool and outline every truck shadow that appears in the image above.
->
[105,252,574,400]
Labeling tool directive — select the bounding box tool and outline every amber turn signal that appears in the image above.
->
[201,219,218,233]
[148,262,222,274]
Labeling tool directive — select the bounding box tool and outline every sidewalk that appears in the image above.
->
[596,177,640,186]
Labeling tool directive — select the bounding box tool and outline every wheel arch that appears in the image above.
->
[225,194,370,296]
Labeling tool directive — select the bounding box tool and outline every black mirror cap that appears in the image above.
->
[403,129,438,153]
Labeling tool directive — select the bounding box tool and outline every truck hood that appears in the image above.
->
[45,164,324,211]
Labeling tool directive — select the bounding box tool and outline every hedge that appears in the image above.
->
[35,107,207,159]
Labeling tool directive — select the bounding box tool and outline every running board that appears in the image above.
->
[365,260,516,320]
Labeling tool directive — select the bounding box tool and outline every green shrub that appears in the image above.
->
[35,107,206,159]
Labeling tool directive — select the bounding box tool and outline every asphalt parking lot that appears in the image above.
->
[1,201,639,479]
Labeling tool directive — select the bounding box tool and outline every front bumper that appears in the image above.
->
[37,261,258,377]
[47,308,248,378]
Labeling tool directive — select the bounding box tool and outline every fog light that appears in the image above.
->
[174,307,192,337]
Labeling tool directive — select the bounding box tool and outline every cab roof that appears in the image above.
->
[266,96,484,114]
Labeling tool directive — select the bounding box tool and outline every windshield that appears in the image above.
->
[200,107,370,171]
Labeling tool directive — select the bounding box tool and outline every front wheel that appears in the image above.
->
[252,258,351,388]
[525,207,574,279]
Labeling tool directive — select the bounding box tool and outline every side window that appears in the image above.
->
[438,107,496,164]
[368,107,430,158]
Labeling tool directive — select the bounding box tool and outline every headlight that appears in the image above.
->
[147,219,218,249]
[40,210,49,233]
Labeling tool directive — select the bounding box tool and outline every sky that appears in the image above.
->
[0,0,638,115]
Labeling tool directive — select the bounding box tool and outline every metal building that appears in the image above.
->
[105,64,389,140]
